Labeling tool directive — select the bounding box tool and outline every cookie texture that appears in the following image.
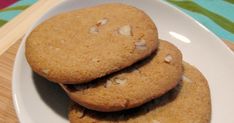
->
[25,3,158,84]
[61,41,183,112]
[68,62,211,123]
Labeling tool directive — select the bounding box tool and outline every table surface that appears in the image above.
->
[0,1,62,122]
[0,40,20,123]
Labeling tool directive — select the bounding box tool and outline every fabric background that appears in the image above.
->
[0,0,233,42]
[0,0,37,27]
[166,0,234,42]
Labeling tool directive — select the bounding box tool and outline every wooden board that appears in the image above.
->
[0,0,63,55]
[0,0,63,122]
[0,41,20,123]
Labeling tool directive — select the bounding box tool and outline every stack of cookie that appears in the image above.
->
[25,3,211,123]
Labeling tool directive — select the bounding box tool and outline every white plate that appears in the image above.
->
[12,0,234,123]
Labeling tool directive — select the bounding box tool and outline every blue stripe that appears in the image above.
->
[10,0,37,7]
[0,0,37,21]
[193,0,234,21]
[178,7,234,42]
[0,11,21,20]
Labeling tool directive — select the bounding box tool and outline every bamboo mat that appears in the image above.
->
[0,0,234,122]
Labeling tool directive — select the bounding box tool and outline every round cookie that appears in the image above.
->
[61,40,183,112]
[25,3,158,84]
[68,62,211,123]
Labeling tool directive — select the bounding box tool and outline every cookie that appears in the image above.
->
[61,40,183,112]
[68,62,211,123]
[25,3,158,84]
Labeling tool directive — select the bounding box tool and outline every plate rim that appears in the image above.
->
[160,0,234,55]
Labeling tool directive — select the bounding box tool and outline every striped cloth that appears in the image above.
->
[0,0,233,42]
[167,0,234,42]
[0,0,37,27]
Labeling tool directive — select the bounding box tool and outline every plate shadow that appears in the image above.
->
[33,72,70,119]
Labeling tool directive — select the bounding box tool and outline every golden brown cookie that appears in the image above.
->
[68,62,211,123]
[61,41,183,112]
[25,3,158,84]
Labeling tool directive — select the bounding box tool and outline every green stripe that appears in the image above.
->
[0,19,7,27]
[224,0,234,4]
[167,0,234,34]
[0,5,31,12]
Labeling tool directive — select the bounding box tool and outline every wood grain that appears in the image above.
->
[0,39,233,123]
[0,41,20,123]
[0,0,63,55]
